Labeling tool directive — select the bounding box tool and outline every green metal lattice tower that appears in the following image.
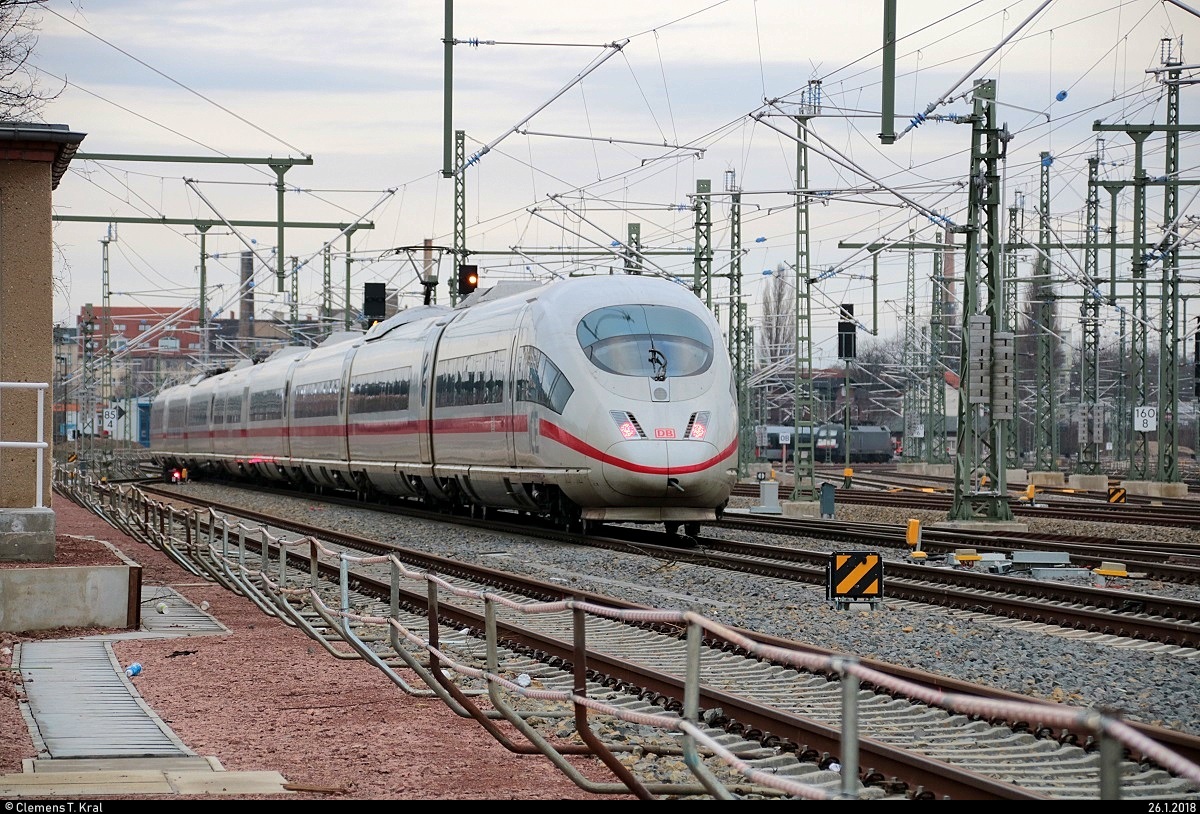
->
[1032,152,1059,473]
[1116,307,1128,460]
[322,245,333,336]
[901,229,922,461]
[79,304,98,469]
[949,79,1014,522]
[791,98,819,501]
[1003,198,1023,468]
[693,179,713,309]
[926,238,949,464]
[98,225,117,478]
[289,256,300,331]
[625,223,643,275]
[452,130,467,306]
[1121,129,1150,480]
[728,192,753,477]
[1156,46,1183,484]
[1076,157,1102,475]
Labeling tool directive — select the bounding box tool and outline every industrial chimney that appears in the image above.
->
[239,251,255,339]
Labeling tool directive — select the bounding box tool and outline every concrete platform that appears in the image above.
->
[0,537,142,632]
[895,463,954,477]
[1121,480,1190,498]
[926,519,1029,533]
[780,500,823,518]
[1,756,289,797]
[2,586,292,796]
[1067,474,1109,492]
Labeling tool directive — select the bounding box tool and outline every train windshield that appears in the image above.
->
[576,304,713,378]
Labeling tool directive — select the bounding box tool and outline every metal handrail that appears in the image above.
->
[0,381,48,508]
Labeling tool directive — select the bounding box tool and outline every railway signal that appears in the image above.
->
[363,282,386,325]
[457,264,479,296]
[836,302,856,360]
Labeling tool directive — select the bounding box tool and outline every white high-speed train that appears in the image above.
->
[149,274,739,536]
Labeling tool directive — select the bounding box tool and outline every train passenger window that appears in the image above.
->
[249,388,284,422]
[514,345,573,414]
[576,305,712,377]
[349,367,411,414]
[187,397,209,427]
[294,378,340,418]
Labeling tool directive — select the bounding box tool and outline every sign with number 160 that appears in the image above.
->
[1133,405,1157,432]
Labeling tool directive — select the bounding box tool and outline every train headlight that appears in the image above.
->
[609,410,643,439]
[687,411,710,440]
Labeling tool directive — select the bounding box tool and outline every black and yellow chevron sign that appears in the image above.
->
[1107,487,1126,504]
[827,552,883,600]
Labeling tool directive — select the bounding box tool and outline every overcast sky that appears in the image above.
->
[33,0,1199,361]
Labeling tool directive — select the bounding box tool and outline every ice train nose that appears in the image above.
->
[601,439,720,498]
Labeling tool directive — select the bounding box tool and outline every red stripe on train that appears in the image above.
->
[153,413,735,474]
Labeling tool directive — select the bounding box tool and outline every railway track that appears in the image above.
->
[715,513,1200,585]
[732,482,1200,528]
[71,475,1200,800]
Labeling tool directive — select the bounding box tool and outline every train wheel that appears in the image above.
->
[684,522,701,538]
[665,521,681,536]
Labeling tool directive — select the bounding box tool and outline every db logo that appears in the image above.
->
[654,428,677,438]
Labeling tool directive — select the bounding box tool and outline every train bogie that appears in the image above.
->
[149,274,738,535]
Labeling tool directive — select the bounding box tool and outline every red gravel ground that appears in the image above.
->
[0,495,633,800]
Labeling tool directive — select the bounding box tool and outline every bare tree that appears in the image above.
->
[756,263,795,368]
[0,1,59,120]
[753,263,797,423]
[851,335,903,426]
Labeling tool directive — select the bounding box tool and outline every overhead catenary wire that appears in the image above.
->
[458,39,631,174]
[44,6,309,158]
[893,0,1054,142]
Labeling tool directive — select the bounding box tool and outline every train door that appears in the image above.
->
[506,306,534,467]
[418,315,456,468]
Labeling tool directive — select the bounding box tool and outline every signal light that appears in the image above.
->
[363,282,386,325]
[458,264,479,296]
[837,302,856,360]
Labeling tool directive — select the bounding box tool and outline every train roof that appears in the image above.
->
[364,304,452,341]
[454,280,545,308]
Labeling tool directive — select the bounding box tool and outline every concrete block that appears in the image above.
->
[780,500,822,519]
[0,540,140,632]
[1027,471,1065,486]
[0,508,56,562]
[928,519,1029,533]
[1067,474,1109,492]
[1121,480,1189,498]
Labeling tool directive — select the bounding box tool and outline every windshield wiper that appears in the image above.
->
[648,347,667,381]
